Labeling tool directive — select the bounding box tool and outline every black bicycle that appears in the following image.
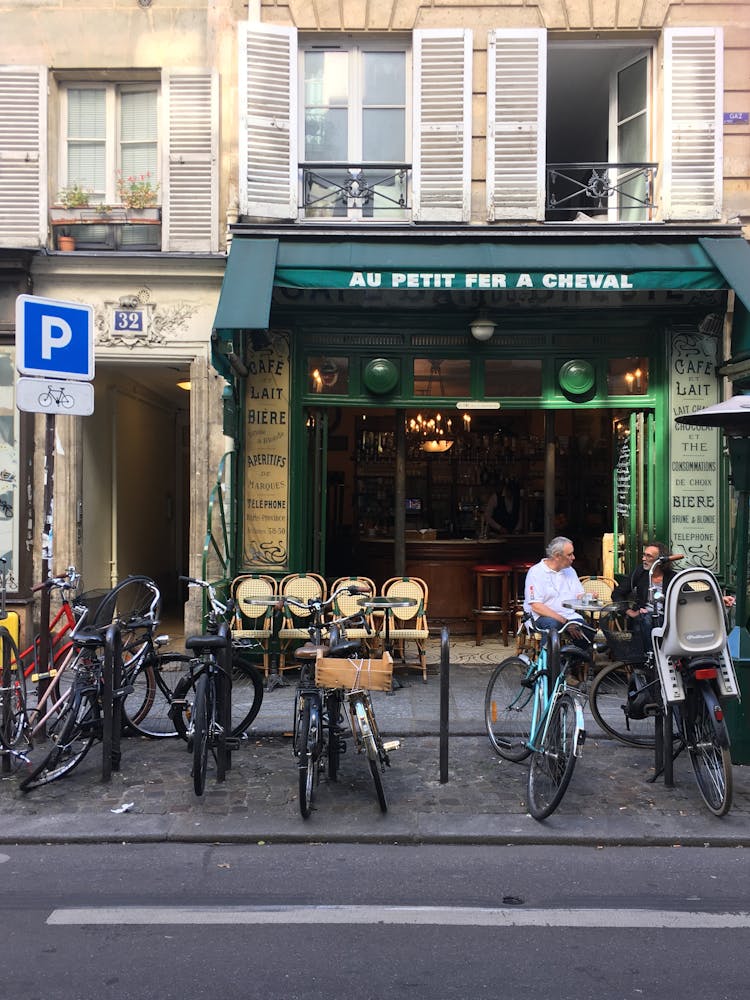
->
[168,577,264,745]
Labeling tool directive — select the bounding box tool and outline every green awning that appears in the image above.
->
[212,236,747,332]
[699,237,750,313]
[213,237,278,330]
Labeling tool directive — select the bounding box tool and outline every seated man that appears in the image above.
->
[523,536,589,646]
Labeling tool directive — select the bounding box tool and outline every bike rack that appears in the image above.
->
[101,623,123,782]
[439,625,450,784]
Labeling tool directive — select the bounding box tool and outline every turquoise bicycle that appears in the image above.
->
[484,620,593,820]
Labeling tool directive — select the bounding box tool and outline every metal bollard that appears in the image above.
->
[439,625,450,784]
[216,621,232,780]
[102,623,122,781]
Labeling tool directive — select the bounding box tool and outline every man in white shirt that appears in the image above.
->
[523,536,586,639]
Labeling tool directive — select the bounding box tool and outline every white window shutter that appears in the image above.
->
[663,28,722,221]
[162,70,218,252]
[0,66,47,248]
[486,29,546,222]
[412,29,472,223]
[239,22,297,220]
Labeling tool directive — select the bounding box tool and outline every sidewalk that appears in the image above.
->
[1,638,749,846]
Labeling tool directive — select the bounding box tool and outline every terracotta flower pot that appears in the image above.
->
[57,234,76,251]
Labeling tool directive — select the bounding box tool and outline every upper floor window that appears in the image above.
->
[61,83,159,205]
[300,41,409,220]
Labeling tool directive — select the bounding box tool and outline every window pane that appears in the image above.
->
[67,145,105,192]
[413,359,470,397]
[363,51,405,106]
[305,51,348,107]
[308,356,349,395]
[607,358,649,395]
[363,109,405,161]
[484,360,542,397]
[68,89,105,139]
[121,90,158,179]
[305,108,347,160]
[617,57,647,122]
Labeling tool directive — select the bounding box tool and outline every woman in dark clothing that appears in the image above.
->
[483,480,520,535]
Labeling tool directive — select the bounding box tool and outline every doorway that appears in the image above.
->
[307,405,651,582]
[81,362,190,612]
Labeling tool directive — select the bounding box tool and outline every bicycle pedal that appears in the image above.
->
[31,669,57,682]
[225,737,241,750]
[382,739,401,752]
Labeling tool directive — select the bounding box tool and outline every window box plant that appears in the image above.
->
[117,171,161,221]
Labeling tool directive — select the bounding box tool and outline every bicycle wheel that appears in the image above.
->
[589,662,658,748]
[682,685,732,817]
[191,672,212,797]
[123,653,193,738]
[171,652,262,740]
[348,694,387,812]
[228,652,264,734]
[1,650,27,751]
[484,657,534,762]
[527,692,578,820]
[298,696,320,819]
[19,688,98,791]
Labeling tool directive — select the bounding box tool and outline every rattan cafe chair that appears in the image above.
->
[381,575,430,683]
[277,572,327,673]
[231,574,277,677]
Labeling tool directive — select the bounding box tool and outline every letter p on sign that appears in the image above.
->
[15,295,94,381]
[41,315,73,359]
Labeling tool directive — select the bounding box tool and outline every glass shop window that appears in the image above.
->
[308,356,349,394]
[607,357,649,395]
[413,358,470,397]
[484,359,542,397]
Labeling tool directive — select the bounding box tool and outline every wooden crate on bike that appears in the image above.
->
[315,650,394,692]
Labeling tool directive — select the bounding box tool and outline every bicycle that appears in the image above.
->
[18,617,131,790]
[168,577,264,744]
[484,619,594,820]
[589,554,684,748]
[251,581,394,818]
[175,576,235,795]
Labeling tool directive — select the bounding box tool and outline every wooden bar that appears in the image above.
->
[356,535,543,623]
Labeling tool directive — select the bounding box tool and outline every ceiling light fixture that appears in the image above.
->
[469,312,497,342]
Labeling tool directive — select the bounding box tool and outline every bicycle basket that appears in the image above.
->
[601,625,646,663]
[72,588,111,625]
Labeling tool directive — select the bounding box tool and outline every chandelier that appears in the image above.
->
[408,411,454,453]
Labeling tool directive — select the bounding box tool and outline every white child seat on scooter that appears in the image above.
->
[651,568,739,703]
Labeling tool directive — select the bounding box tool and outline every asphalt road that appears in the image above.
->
[3,842,750,1000]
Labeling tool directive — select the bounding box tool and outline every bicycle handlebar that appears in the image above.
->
[32,566,81,593]
[271,583,368,614]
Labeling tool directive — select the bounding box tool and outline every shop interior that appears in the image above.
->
[322,406,631,580]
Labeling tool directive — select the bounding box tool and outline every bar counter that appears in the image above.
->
[356,534,544,621]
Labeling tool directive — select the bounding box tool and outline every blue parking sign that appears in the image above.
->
[15,295,94,381]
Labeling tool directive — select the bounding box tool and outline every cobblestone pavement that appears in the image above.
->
[2,652,749,846]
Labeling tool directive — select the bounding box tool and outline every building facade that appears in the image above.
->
[0,0,748,637]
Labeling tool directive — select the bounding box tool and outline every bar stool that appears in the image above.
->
[509,560,535,647]
[472,563,512,645]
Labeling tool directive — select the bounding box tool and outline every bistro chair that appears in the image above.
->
[579,575,617,604]
[277,572,327,673]
[330,575,377,652]
[381,576,430,683]
[231,574,277,677]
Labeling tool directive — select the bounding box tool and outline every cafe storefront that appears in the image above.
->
[211,229,750,628]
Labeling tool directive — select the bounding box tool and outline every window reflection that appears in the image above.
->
[413,358,470,397]
[308,356,348,394]
[607,358,649,395]
[484,360,542,397]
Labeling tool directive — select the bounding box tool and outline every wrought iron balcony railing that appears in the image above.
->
[300,162,411,220]
[546,162,658,221]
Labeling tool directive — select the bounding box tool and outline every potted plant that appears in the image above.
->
[57,183,91,209]
[116,171,161,220]
[57,229,76,251]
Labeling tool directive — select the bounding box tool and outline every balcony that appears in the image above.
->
[300,163,411,221]
[546,162,658,222]
[49,206,161,251]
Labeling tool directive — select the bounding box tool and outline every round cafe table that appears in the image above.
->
[357,595,417,654]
